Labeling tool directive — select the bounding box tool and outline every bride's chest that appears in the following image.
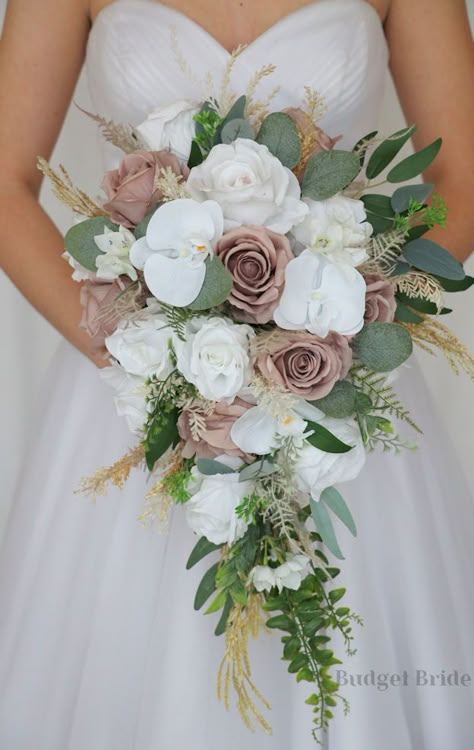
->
[85,0,389,152]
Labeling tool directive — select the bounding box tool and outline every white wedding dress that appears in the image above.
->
[1,1,473,747]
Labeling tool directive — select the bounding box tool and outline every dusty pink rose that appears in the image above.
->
[364,274,397,323]
[215,226,294,324]
[256,331,352,401]
[101,149,189,228]
[284,107,342,174]
[178,399,254,461]
[80,277,132,355]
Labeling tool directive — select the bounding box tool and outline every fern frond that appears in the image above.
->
[396,271,445,311]
[351,366,422,433]
[363,229,406,275]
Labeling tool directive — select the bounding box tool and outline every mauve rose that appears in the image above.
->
[80,277,132,355]
[215,226,293,324]
[101,149,189,229]
[256,331,352,400]
[284,107,342,166]
[364,274,397,323]
[178,398,254,461]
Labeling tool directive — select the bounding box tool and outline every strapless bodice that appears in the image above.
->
[85,0,389,166]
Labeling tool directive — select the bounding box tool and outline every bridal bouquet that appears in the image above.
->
[40,66,473,742]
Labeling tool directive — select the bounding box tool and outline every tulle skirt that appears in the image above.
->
[0,340,473,749]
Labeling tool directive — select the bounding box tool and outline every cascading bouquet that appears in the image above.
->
[39,61,474,742]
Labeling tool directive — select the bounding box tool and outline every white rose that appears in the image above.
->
[105,314,174,379]
[135,99,199,161]
[187,138,308,234]
[100,362,148,434]
[129,198,224,307]
[292,195,372,267]
[273,554,311,592]
[185,467,251,545]
[296,417,366,500]
[94,225,138,281]
[174,317,254,402]
[249,565,276,593]
[273,251,366,337]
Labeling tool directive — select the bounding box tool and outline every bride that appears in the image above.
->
[0,0,473,747]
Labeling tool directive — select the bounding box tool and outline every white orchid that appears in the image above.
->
[249,553,311,593]
[230,399,324,455]
[129,198,224,307]
[273,251,366,337]
[292,195,372,267]
[94,225,138,281]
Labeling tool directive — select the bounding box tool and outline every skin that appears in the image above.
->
[0,0,472,368]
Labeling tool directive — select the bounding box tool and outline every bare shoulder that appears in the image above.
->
[0,0,91,191]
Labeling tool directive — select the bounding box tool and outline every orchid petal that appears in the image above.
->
[230,407,277,455]
[144,254,206,307]
[130,237,154,270]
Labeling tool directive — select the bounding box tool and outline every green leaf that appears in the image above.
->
[353,322,413,372]
[238,459,278,482]
[390,183,434,214]
[187,255,233,310]
[310,498,344,560]
[405,224,430,242]
[230,578,248,606]
[433,274,474,292]
[328,587,346,604]
[402,238,465,281]
[186,536,221,570]
[266,614,295,632]
[194,562,219,610]
[365,125,416,179]
[396,291,452,315]
[283,636,300,660]
[302,150,361,200]
[205,588,228,614]
[64,216,118,271]
[305,421,353,454]
[288,653,308,673]
[256,112,301,169]
[387,137,442,183]
[388,260,411,277]
[361,194,395,217]
[311,380,357,418]
[144,409,179,471]
[354,391,373,415]
[394,302,424,324]
[365,211,395,235]
[196,458,235,475]
[297,667,315,683]
[221,118,254,143]
[214,595,233,636]
[187,139,204,168]
[223,95,247,123]
[353,130,378,167]
[320,487,357,537]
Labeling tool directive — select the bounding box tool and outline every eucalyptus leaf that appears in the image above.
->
[134,211,155,240]
[64,216,117,272]
[239,459,278,482]
[353,322,413,372]
[186,536,221,570]
[365,125,416,179]
[223,95,247,123]
[187,255,233,310]
[365,211,395,235]
[221,118,255,144]
[402,238,465,281]
[390,183,434,214]
[434,274,474,292]
[187,139,204,168]
[387,138,442,183]
[302,150,361,200]
[388,260,411,277]
[306,421,353,454]
[194,562,219,610]
[310,498,344,560]
[354,392,373,415]
[320,487,357,537]
[311,380,357,418]
[361,194,395,217]
[196,458,235,475]
[405,224,429,242]
[256,112,301,169]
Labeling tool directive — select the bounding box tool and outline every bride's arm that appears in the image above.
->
[0,0,107,366]
[385,0,474,262]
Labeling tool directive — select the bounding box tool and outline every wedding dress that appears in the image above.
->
[1,1,473,748]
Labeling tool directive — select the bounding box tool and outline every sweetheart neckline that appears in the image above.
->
[89,0,386,58]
